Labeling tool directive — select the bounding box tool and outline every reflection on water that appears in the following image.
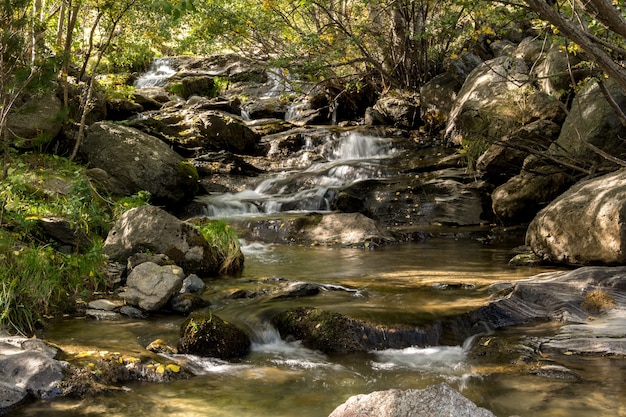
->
[13,239,626,417]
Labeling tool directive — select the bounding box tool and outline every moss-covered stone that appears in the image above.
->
[177,313,251,359]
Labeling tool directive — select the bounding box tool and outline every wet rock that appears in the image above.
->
[146,339,178,354]
[103,205,222,275]
[271,307,435,354]
[273,282,320,299]
[177,313,251,359]
[0,337,64,406]
[81,122,199,206]
[119,306,146,319]
[526,169,626,265]
[328,383,496,417]
[457,266,626,355]
[180,274,206,294]
[119,262,185,312]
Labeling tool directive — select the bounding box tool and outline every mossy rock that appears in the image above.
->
[271,307,433,354]
[177,313,251,359]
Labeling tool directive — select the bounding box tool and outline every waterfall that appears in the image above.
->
[199,131,397,218]
[134,58,177,88]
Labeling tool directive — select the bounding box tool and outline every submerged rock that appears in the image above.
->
[328,383,496,417]
[178,313,251,359]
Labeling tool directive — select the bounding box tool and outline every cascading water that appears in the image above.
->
[199,131,396,218]
[134,58,177,88]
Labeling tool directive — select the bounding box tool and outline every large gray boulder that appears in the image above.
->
[0,337,64,414]
[119,262,186,311]
[81,122,198,206]
[526,169,626,265]
[328,383,496,417]
[550,78,626,170]
[444,56,530,146]
[102,205,221,275]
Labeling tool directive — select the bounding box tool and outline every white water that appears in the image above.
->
[134,58,177,88]
[201,131,396,218]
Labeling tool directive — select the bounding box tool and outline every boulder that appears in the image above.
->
[0,337,64,412]
[180,75,216,98]
[533,44,582,98]
[550,78,626,170]
[271,307,435,354]
[477,119,562,185]
[7,92,63,149]
[106,98,144,120]
[129,107,260,155]
[306,213,395,246]
[177,313,251,359]
[526,169,626,265]
[81,122,199,206]
[420,72,461,131]
[444,56,530,146]
[102,205,221,275]
[35,216,91,252]
[328,383,496,417]
[491,159,572,225]
[372,92,420,129]
[119,262,186,311]
[133,87,171,109]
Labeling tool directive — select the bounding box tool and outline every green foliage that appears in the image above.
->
[96,73,136,100]
[111,190,152,219]
[0,233,107,335]
[194,220,243,274]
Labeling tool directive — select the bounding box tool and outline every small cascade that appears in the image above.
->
[134,58,177,88]
[200,131,397,218]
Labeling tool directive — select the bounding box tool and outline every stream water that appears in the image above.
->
[14,240,626,417]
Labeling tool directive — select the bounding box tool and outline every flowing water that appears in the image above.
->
[15,240,626,417]
[134,58,178,88]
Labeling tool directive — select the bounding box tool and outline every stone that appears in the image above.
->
[180,274,206,294]
[0,339,64,400]
[328,383,496,417]
[85,309,122,320]
[88,299,120,311]
[0,381,27,414]
[119,306,146,319]
[271,307,435,354]
[177,313,251,359]
[81,122,199,206]
[526,169,626,265]
[372,92,420,129]
[7,92,63,149]
[306,213,395,246]
[102,205,221,275]
[445,56,530,146]
[119,262,186,312]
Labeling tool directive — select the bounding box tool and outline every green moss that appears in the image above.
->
[177,160,199,181]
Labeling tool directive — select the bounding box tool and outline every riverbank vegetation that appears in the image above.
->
[2,0,626,336]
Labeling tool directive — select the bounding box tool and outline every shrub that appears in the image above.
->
[194,220,243,274]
